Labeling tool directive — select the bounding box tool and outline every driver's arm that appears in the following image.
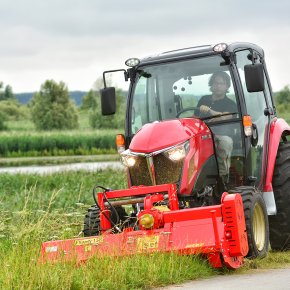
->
[200,105,232,120]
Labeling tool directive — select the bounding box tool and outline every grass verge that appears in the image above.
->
[0,169,289,289]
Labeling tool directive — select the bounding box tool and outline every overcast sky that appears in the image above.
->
[1,0,290,93]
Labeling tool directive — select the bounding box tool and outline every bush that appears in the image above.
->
[0,100,29,121]
[0,111,7,131]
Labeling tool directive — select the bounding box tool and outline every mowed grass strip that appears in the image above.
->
[0,170,289,289]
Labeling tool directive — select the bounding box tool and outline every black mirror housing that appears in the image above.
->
[244,63,265,92]
[100,87,116,115]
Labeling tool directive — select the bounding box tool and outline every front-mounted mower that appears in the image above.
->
[41,42,290,269]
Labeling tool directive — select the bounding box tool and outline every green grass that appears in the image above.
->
[0,170,290,289]
[0,169,127,211]
[1,108,123,158]
[0,170,216,289]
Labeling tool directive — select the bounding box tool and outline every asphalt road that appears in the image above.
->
[159,267,290,290]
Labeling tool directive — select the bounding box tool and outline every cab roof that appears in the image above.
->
[139,42,264,65]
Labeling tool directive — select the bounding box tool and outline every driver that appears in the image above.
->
[197,71,237,186]
[197,71,236,119]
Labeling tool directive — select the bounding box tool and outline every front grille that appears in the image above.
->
[129,156,152,186]
[154,154,183,184]
[129,153,183,186]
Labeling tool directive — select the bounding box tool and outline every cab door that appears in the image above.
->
[234,49,273,189]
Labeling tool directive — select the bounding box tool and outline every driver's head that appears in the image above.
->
[209,71,231,97]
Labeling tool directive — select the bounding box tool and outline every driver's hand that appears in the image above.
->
[199,105,211,115]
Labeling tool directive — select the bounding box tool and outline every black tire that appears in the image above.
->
[83,205,128,237]
[83,206,101,237]
[230,186,269,259]
[269,141,290,250]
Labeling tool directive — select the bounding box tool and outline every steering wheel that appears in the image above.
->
[176,107,199,118]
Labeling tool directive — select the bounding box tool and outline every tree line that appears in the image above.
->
[0,79,126,131]
[0,80,289,131]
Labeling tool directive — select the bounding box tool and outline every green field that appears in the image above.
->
[0,169,290,289]
[0,109,121,158]
[0,130,118,157]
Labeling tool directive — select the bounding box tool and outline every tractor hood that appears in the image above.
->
[129,119,209,153]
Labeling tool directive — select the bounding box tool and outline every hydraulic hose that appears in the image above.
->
[92,185,121,233]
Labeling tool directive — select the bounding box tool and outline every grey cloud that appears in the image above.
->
[1,0,290,37]
[0,0,289,92]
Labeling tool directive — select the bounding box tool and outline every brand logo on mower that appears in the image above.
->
[75,237,104,246]
[185,242,204,249]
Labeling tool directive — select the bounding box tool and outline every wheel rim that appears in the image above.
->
[253,203,266,251]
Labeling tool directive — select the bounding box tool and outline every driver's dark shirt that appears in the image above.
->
[197,95,237,118]
[196,94,237,136]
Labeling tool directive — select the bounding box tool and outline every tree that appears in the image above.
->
[89,89,126,129]
[0,82,15,101]
[80,90,97,111]
[30,80,79,130]
[4,85,15,100]
[275,85,290,105]
[275,85,290,115]
[92,74,113,91]
[81,75,126,129]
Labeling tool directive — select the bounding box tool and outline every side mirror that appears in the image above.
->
[244,63,265,92]
[100,87,116,115]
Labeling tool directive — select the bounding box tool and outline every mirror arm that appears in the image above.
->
[247,48,258,64]
[102,69,129,88]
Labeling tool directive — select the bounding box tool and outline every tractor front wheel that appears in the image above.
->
[83,206,101,236]
[83,205,128,237]
[231,187,269,259]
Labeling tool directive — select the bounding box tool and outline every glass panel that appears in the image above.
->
[130,55,238,134]
[210,122,244,187]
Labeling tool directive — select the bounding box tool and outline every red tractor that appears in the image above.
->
[41,42,290,269]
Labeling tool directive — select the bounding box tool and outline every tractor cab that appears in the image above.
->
[101,43,275,204]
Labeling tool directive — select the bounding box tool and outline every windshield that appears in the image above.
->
[130,55,238,134]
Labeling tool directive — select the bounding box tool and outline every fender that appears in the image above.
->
[264,118,290,192]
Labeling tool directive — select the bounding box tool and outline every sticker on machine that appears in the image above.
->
[137,235,160,251]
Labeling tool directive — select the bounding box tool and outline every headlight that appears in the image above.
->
[163,141,189,162]
[121,150,137,167]
[125,58,140,67]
